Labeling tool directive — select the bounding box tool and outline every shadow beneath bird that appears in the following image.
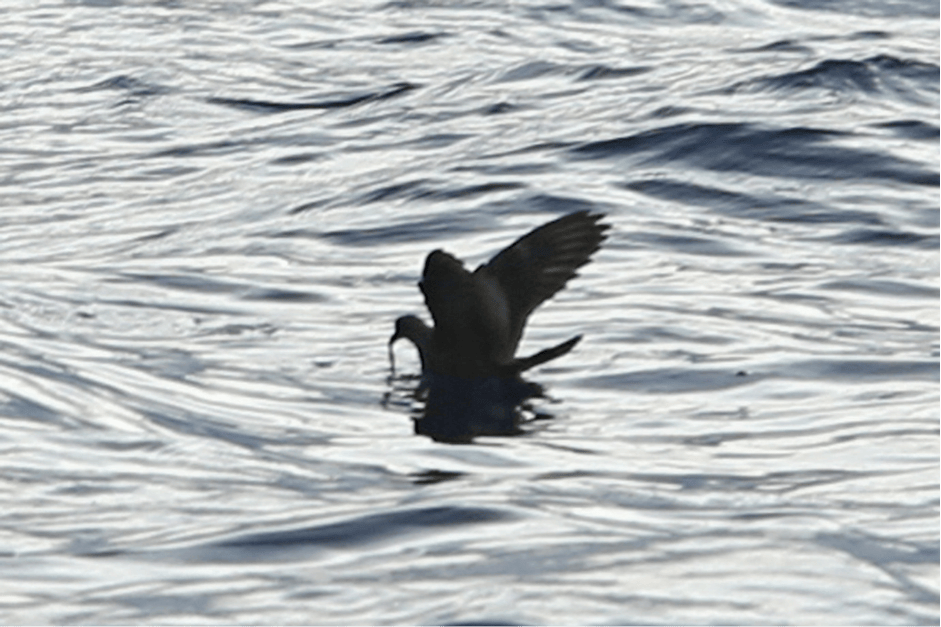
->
[389,210,609,443]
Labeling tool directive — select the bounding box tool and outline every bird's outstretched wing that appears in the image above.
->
[476,211,608,355]
[419,249,473,336]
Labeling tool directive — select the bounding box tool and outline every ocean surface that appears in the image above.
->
[1,0,938,624]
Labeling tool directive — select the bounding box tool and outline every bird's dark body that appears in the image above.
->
[390,211,609,442]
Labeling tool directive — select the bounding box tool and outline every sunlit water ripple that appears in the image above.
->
[0,0,937,624]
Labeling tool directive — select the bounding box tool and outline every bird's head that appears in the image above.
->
[389,314,431,375]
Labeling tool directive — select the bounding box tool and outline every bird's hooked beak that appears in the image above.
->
[388,329,402,376]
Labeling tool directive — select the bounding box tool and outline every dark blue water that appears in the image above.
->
[0,0,937,624]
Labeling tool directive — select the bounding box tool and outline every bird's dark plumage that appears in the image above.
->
[389,210,609,441]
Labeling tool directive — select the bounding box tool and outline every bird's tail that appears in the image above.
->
[509,335,582,373]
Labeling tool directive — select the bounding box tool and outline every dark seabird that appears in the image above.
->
[389,210,609,442]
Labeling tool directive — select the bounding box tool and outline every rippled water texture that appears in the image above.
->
[1,0,938,624]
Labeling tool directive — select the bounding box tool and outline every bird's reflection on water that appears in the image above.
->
[387,368,552,443]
